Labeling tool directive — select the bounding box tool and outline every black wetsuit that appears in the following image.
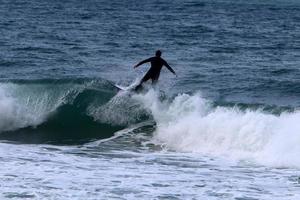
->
[135,56,176,87]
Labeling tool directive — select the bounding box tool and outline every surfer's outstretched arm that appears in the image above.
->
[163,60,176,75]
[134,58,152,68]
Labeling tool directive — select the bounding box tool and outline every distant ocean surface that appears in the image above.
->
[1,0,300,199]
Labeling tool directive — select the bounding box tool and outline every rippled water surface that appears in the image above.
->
[1,0,300,199]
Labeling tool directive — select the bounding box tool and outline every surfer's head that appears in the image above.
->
[156,50,162,57]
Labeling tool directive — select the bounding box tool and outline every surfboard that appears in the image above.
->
[108,81,127,92]
[109,80,145,93]
[114,84,144,93]
[113,84,125,91]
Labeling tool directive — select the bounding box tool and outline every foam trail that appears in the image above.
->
[88,91,149,125]
[134,90,300,168]
[87,79,156,126]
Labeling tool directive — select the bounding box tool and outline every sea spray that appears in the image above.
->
[134,90,300,168]
[0,86,27,131]
[0,83,75,132]
[88,91,151,126]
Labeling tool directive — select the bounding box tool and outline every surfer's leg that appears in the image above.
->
[135,73,151,91]
[151,79,158,86]
[151,74,159,85]
[134,84,143,91]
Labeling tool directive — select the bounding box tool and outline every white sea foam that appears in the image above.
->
[88,91,147,125]
[134,89,300,168]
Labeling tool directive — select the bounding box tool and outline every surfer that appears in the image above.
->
[133,50,176,91]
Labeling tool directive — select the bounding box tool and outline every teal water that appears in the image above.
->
[1,0,300,199]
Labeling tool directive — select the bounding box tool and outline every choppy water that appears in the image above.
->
[1,0,300,199]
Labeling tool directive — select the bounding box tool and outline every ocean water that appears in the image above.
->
[1,0,300,199]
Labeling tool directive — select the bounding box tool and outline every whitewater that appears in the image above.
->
[1,0,300,199]
[2,80,300,169]
[2,80,300,168]
[1,82,300,199]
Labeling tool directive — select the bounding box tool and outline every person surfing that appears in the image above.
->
[133,50,176,91]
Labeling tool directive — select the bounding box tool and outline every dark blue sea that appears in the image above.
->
[1,0,300,199]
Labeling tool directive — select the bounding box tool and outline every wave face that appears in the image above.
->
[0,79,149,144]
[2,78,300,168]
[134,90,300,168]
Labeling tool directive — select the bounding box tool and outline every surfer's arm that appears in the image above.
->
[134,58,152,68]
[164,60,176,75]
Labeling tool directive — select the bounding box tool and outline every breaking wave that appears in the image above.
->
[0,78,149,144]
[2,78,300,168]
[134,90,300,168]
